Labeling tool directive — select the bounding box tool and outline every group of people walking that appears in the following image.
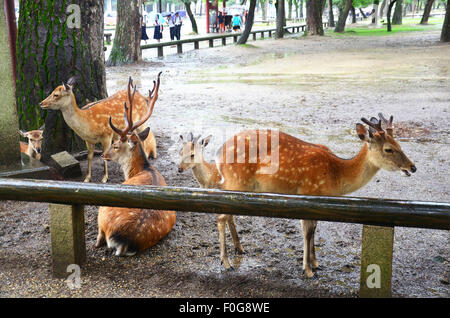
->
[217,10,247,33]
[141,12,183,44]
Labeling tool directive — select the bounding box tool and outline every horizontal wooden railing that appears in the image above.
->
[141,23,329,57]
[0,177,448,297]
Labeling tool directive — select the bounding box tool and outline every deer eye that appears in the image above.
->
[384,148,393,153]
[190,154,195,158]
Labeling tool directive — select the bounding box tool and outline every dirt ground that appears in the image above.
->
[0,28,449,298]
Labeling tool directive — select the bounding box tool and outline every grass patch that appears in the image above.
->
[327,17,444,37]
[238,43,259,48]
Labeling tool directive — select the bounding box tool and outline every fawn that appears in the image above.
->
[178,114,416,277]
[95,75,176,256]
[19,127,44,160]
[40,76,157,183]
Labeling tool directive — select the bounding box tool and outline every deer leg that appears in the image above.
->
[309,221,319,269]
[100,138,111,183]
[226,215,245,254]
[301,220,315,278]
[217,214,232,270]
[95,230,106,248]
[84,142,94,182]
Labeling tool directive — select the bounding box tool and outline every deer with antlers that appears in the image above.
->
[40,75,158,183]
[178,114,416,277]
[19,127,44,160]
[95,75,176,256]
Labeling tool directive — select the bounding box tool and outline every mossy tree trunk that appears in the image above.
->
[16,0,107,162]
[107,0,141,66]
[276,0,286,38]
[306,0,324,35]
[329,0,335,27]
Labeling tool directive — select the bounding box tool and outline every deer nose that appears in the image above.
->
[178,167,183,173]
[36,148,41,153]
[410,165,416,173]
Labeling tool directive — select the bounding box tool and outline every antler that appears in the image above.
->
[128,71,162,132]
[361,116,383,134]
[378,113,394,136]
[109,73,161,140]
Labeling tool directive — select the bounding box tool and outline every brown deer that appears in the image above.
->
[95,75,176,256]
[19,127,44,160]
[40,75,158,183]
[178,114,416,277]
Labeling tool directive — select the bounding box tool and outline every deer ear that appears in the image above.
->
[356,124,368,141]
[187,132,193,142]
[63,82,72,91]
[138,127,150,141]
[19,130,28,138]
[39,125,45,131]
[201,135,212,148]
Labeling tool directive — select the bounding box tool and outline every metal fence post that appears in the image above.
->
[359,225,394,297]
[49,204,86,278]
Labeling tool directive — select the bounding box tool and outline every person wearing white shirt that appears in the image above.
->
[167,14,175,41]
[174,12,182,40]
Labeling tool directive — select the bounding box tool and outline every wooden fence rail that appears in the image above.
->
[0,178,448,297]
[140,23,329,58]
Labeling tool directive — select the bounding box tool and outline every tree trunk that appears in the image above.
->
[288,0,293,19]
[329,0,335,27]
[351,6,357,23]
[372,1,380,24]
[261,0,267,20]
[392,0,403,24]
[300,0,304,18]
[380,0,387,17]
[441,0,450,42]
[16,0,107,161]
[387,0,398,31]
[184,1,198,34]
[359,7,367,18]
[107,0,141,66]
[334,0,353,33]
[276,0,286,38]
[420,0,435,23]
[306,0,324,35]
[237,0,257,44]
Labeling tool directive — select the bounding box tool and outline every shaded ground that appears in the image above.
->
[1,29,449,298]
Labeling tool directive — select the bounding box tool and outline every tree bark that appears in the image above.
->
[300,0,304,18]
[276,0,286,38]
[387,0,398,31]
[334,0,353,33]
[329,0,335,27]
[306,0,324,35]
[392,0,403,24]
[261,0,267,20]
[420,0,435,23]
[107,0,141,66]
[16,0,107,161]
[183,0,198,34]
[379,0,387,17]
[441,0,450,42]
[351,6,357,23]
[288,0,293,19]
[237,0,257,44]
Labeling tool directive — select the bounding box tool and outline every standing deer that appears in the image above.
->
[19,127,44,160]
[40,75,158,183]
[178,114,416,277]
[96,75,176,256]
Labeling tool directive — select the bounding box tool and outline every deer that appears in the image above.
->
[19,127,44,160]
[178,114,416,277]
[95,74,176,256]
[40,75,158,183]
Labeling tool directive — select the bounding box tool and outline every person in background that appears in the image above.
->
[174,12,182,40]
[153,14,163,43]
[141,20,149,44]
[218,11,225,33]
[167,13,176,41]
[232,14,242,32]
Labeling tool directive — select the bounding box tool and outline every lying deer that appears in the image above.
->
[178,114,416,277]
[40,76,158,183]
[19,127,44,160]
[95,75,176,256]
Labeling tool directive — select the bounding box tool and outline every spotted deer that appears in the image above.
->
[95,75,176,256]
[40,75,158,183]
[19,127,44,160]
[178,114,416,277]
